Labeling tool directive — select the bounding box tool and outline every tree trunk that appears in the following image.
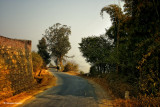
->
[59,56,63,71]
[103,64,106,73]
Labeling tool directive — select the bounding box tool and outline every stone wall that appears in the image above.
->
[0,36,34,100]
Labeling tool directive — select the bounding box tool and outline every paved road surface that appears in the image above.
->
[21,69,110,107]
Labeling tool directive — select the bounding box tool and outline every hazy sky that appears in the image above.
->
[0,0,123,73]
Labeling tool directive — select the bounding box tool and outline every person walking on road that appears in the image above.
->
[56,66,59,72]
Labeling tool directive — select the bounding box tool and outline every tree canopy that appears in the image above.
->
[79,35,113,74]
[101,0,160,97]
[79,0,160,98]
[32,51,43,73]
[43,23,71,70]
[37,37,50,67]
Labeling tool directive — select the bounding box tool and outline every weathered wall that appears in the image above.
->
[0,36,34,100]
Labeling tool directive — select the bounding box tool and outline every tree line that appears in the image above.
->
[79,0,160,98]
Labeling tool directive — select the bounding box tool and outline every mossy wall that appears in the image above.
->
[0,36,34,100]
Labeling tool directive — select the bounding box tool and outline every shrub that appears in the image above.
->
[80,71,85,75]
[105,72,138,98]
[63,61,79,72]
[89,65,99,76]
[32,51,43,73]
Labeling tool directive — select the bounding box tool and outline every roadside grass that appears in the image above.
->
[113,97,160,107]
[81,75,114,99]
[0,69,56,107]
[80,74,137,107]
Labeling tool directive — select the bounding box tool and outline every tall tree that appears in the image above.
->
[44,23,71,70]
[37,37,50,67]
[119,0,160,96]
[79,35,112,74]
[126,0,160,96]
[101,4,125,73]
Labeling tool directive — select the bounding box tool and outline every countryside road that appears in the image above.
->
[21,69,111,107]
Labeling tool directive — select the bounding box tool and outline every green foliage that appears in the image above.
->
[89,65,99,76]
[79,71,84,75]
[79,0,160,100]
[37,37,50,67]
[122,0,160,97]
[101,4,126,44]
[79,0,160,101]
[105,72,138,98]
[63,61,79,72]
[32,51,43,73]
[43,23,71,70]
[79,35,113,74]
[79,35,111,63]
[100,0,160,98]
[101,4,123,26]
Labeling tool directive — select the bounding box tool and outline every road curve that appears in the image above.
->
[20,69,107,107]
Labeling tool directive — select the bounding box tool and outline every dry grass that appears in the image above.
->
[81,75,114,99]
[112,97,160,107]
[80,75,138,107]
[112,99,139,107]
[0,70,56,107]
[64,71,80,76]
[87,78,114,107]
[81,75,160,107]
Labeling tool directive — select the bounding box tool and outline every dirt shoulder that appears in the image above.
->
[0,70,56,107]
[85,77,114,107]
[64,71,113,98]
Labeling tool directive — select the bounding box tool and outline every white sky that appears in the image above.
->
[0,0,123,73]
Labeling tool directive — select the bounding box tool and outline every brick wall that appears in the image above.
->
[0,36,35,100]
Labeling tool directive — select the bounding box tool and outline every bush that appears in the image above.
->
[105,72,138,98]
[63,61,79,72]
[80,71,85,75]
[32,51,43,73]
[89,65,99,76]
